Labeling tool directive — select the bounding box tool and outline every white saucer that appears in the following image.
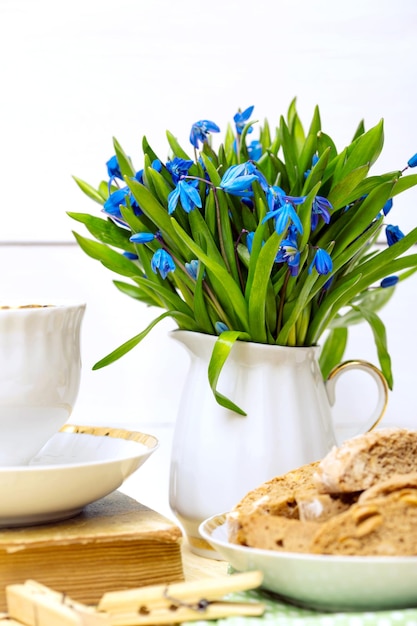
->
[0,424,158,527]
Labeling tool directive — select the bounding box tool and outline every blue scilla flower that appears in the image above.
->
[276,226,300,276]
[245,162,269,192]
[106,155,123,180]
[168,179,202,215]
[129,231,156,244]
[308,248,333,275]
[266,186,305,213]
[263,200,303,235]
[386,224,404,246]
[246,230,266,253]
[234,106,254,135]
[166,157,194,184]
[311,196,333,231]
[381,275,399,288]
[185,259,200,280]
[408,153,417,168]
[123,251,139,260]
[276,238,300,277]
[219,163,258,195]
[304,153,319,178]
[189,120,220,149]
[246,231,255,253]
[215,321,229,334]
[382,198,393,216]
[247,140,262,161]
[103,187,130,220]
[135,169,144,184]
[151,249,176,279]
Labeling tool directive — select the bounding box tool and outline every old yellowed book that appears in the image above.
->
[0,491,184,611]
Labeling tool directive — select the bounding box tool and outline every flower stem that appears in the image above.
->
[234,229,248,292]
[276,268,291,340]
[212,187,232,274]
[202,281,234,329]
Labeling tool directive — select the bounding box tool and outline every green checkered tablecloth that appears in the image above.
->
[193,590,417,626]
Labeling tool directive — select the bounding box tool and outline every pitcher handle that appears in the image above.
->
[325,360,389,445]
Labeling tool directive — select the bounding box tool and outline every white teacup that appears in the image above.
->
[0,303,85,465]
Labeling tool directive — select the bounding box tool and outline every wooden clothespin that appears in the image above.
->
[97,570,265,625]
[6,580,108,626]
[5,570,265,626]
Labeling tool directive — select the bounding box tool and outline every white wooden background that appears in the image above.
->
[1,0,416,518]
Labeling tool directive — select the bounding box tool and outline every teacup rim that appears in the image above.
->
[0,302,86,311]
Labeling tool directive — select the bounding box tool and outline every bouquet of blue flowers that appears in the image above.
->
[69,101,417,413]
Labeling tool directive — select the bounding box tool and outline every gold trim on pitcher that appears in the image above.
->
[327,360,389,432]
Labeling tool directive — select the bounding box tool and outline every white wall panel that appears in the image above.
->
[0,0,416,241]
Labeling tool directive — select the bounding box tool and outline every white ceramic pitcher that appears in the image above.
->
[169,330,388,557]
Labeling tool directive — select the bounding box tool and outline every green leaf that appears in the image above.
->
[215,189,240,283]
[248,232,282,342]
[392,173,417,197]
[72,177,105,205]
[319,327,348,379]
[166,130,192,160]
[329,287,395,328]
[238,120,258,162]
[298,111,320,180]
[317,131,338,161]
[92,311,198,370]
[113,280,162,308]
[67,212,134,251]
[320,181,394,254]
[71,231,143,278]
[223,124,236,161]
[133,274,194,314]
[200,152,222,186]
[277,269,321,345]
[142,135,161,164]
[353,305,393,389]
[192,262,214,333]
[208,330,251,415]
[327,164,370,210]
[279,116,298,191]
[146,167,173,205]
[98,180,110,199]
[306,274,363,345]
[342,172,400,205]
[301,147,331,196]
[259,118,271,149]
[188,201,225,265]
[334,119,384,185]
[351,119,365,141]
[113,137,136,178]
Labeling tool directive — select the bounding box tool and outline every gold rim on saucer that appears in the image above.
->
[60,424,158,450]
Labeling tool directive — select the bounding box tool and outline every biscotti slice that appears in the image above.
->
[358,472,417,503]
[314,428,417,494]
[310,488,417,556]
[229,513,319,553]
[297,491,359,523]
[226,461,319,543]
[230,461,319,517]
